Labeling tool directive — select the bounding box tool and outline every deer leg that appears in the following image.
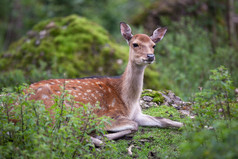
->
[134,113,183,128]
[104,130,132,140]
[104,117,138,140]
[90,136,103,147]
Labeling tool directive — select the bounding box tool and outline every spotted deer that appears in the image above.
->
[28,22,182,145]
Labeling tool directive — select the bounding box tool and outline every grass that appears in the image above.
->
[107,106,187,159]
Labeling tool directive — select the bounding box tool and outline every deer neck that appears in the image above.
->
[121,60,146,107]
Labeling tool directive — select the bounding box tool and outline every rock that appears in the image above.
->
[179,110,195,119]
[35,39,41,46]
[140,89,194,118]
[142,96,153,102]
[140,89,192,110]
[39,30,47,39]
[148,102,157,107]
[27,30,37,38]
[172,104,180,110]
[45,21,56,29]
[161,93,172,105]
[140,99,158,109]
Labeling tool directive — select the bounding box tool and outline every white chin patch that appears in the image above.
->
[142,59,154,64]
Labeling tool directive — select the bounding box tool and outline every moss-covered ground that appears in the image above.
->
[105,105,187,159]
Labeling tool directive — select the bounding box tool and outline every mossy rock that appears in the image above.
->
[142,89,165,104]
[0,15,161,89]
[0,15,127,86]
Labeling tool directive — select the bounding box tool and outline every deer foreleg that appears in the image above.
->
[134,113,183,128]
[102,116,138,140]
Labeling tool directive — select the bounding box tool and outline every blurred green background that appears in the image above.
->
[0,0,238,99]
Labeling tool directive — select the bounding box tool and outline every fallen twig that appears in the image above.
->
[127,144,134,156]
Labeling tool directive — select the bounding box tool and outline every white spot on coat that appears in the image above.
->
[42,95,49,99]
[37,88,42,91]
[111,98,116,107]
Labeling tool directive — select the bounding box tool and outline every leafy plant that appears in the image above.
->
[179,66,238,159]
[0,83,114,158]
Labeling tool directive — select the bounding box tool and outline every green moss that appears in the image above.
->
[142,89,165,104]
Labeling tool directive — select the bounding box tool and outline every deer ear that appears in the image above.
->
[120,22,133,43]
[150,27,167,43]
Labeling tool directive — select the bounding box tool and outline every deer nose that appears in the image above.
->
[147,54,155,61]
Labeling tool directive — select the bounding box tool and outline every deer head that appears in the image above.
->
[120,22,167,66]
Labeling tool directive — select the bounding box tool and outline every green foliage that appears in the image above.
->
[180,121,238,159]
[0,84,114,158]
[190,66,236,129]
[179,66,238,159]
[154,17,238,99]
[155,18,212,97]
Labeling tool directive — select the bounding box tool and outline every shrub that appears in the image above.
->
[0,84,114,158]
[179,66,238,159]
[155,18,213,98]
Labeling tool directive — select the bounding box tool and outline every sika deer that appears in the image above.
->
[28,22,182,144]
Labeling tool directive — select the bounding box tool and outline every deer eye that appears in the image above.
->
[153,45,156,49]
[133,43,139,47]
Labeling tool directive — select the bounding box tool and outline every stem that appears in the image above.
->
[225,91,231,121]
[218,96,226,120]
[5,102,10,124]
[58,79,66,129]
[20,97,24,143]
[32,102,39,134]
[66,96,74,123]
[72,106,91,158]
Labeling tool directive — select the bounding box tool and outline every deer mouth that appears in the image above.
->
[142,59,154,64]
